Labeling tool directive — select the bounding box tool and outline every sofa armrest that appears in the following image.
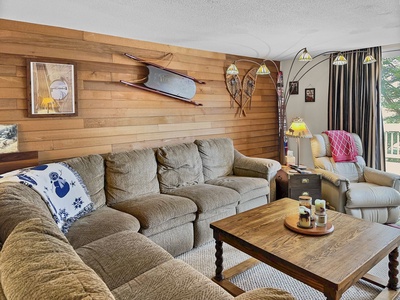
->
[234,287,295,300]
[364,167,400,191]
[233,150,281,181]
[233,150,281,201]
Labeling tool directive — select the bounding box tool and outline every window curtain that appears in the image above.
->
[328,47,385,169]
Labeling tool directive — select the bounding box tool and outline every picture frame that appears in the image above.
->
[289,81,299,95]
[305,88,315,102]
[27,59,77,117]
[0,124,18,153]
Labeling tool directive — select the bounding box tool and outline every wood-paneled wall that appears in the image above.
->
[0,19,279,164]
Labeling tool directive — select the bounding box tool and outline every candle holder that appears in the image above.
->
[315,199,326,215]
[298,206,312,228]
[315,214,327,227]
[314,199,327,227]
[299,195,312,210]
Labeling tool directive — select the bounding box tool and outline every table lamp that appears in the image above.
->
[285,117,312,168]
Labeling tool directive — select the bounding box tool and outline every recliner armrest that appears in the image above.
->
[364,167,400,191]
[316,169,350,188]
[233,150,281,181]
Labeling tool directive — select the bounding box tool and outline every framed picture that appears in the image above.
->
[27,59,77,117]
[289,81,299,95]
[305,88,315,102]
[0,124,18,153]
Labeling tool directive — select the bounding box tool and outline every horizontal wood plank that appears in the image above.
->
[0,19,280,166]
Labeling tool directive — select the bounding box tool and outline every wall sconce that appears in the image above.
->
[225,59,278,117]
[285,117,313,167]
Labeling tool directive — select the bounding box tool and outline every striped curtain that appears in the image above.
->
[328,47,385,169]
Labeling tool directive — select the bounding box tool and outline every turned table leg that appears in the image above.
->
[214,240,224,281]
[388,247,399,290]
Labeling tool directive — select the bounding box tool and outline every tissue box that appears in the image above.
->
[285,155,296,166]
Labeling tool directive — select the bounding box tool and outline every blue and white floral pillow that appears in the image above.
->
[0,162,94,233]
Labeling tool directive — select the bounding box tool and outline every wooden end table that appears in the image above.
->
[210,198,400,300]
[276,166,322,202]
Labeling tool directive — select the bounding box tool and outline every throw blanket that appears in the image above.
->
[0,162,93,233]
[323,130,358,162]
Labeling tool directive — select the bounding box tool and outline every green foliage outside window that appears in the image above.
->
[381,56,400,124]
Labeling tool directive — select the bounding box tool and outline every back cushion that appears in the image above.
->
[0,218,114,300]
[156,142,204,193]
[312,133,365,182]
[195,138,234,181]
[105,149,159,205]
[64,154,106,209]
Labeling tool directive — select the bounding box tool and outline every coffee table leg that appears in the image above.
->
[388,247,399,290]
[214,240,224,281]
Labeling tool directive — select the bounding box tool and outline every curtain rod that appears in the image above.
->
[383,49,400,53]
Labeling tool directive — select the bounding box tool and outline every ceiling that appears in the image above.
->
[0,0,399,61]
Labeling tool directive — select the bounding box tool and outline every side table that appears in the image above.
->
[276,165,322,203]
[0,151,38,174]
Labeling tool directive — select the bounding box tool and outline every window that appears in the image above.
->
[382,46,400,174]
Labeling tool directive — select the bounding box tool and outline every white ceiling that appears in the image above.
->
[0,0,399,61]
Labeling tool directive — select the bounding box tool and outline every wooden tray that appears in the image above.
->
[284,214,334,236]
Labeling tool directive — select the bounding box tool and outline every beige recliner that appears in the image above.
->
[311,132,400,224]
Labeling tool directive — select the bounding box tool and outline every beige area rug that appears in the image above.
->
[177,241,399,300]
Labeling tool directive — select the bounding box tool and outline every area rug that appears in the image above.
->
[177,241,398,300]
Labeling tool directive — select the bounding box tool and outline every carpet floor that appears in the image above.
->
[177,241,399,300]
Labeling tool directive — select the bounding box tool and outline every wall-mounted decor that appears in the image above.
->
[305,88,315,102]
[120,53,205,106]
[289,81,299,95]
[0,124,18,153]
[27,59,77,117]
[225,59,278,117]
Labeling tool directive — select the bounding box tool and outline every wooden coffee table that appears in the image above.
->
[210,198,400,300]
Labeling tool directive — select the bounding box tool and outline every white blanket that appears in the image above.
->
[0,162,93,233]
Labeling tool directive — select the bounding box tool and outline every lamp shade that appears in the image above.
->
[256,63,271,75]
[298,49,313,62]
[363,55,376,64]
[333,53,348,65]
[226,63,239,75]
[286,117,312,138]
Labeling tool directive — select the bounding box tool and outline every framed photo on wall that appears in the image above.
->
[305,88,315,102]
[27,59,77,117]
[289,81,299,95]
[0,124,18,153]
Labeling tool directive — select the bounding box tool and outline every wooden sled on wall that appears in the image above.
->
[120,53,205,106]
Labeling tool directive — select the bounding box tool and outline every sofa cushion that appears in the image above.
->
[76,230,173,291]
[0,218,114,300]
[110,194,197,231]
[64,154,106,209]
[206,175,269,204]
[195,138,234,181]
[167,184,239,214]
[105,148,159,205]
[157,142,204,193]
[66,206,141,249]
[346,182,400,208]
[111,259,232,300]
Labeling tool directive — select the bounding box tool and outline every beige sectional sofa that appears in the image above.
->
[0,138,291,300]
